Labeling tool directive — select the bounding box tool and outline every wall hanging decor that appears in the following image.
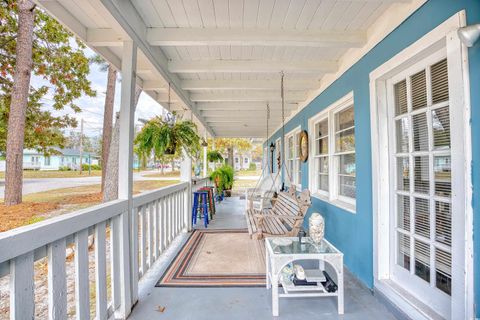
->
[299,130,309,162]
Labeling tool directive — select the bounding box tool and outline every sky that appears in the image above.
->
[35,47,167,138]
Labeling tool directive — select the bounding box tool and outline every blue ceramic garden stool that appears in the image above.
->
[192,191,209,228]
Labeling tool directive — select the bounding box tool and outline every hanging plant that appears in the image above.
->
[135,113,201,158]
[207,150,223,163]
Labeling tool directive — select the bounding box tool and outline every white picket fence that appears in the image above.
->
[0,181,192,319]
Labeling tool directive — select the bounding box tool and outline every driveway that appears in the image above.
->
[0,171,179,198]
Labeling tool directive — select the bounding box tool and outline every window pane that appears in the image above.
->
[317,157,328,174]
[335,106,354,131]
[394,80,408,116]
[397,195,410,231]
[435,248,451,295]
[338,154,356,198]
[318,174,329,192]
[414,240,430,283]
[414,197,430,238]
[316,119,328,138]
[397,232,410,270]
[432,106,450,150]
[296,161,302,185]
[434,155,451,197]
[435,201,451,246]
[396,117,409,153]
[316,137,328,155]
[288,137,294,158]
[396,157,410,191]
[414,156,429,194]
[431,59,449,104]
[335,128,355,153]
[411,69,427,110]
[413,113,429,151]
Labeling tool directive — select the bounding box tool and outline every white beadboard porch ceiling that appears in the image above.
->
[36,0,424,138]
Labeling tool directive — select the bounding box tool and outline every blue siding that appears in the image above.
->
[265,0,480,313]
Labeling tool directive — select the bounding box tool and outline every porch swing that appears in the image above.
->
[245,73,312,240]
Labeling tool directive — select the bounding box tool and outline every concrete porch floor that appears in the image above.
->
[128,197,402,320]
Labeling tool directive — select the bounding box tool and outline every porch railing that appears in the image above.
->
[0,181,192,319]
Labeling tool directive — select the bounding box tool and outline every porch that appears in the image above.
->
[1,0,478,319]
[129,196,399,320]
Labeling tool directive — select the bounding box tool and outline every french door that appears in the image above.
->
[387,49,453,318]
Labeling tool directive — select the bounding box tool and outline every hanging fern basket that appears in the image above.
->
[164,142,177,155]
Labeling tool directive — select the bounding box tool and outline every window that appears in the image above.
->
[235,157,239,164]
[44,156,51,166]
[285,127,301,188]
[308,93,356,211]
[244,157,248,164]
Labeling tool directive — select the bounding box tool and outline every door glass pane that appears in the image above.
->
[412,113,429,151]
[414,240,430,283]
[397,195,410,231]
[435,201,451,246]
[432,106,450,150]
[431,59,449,104]
[414,156,429,194]
[317,157,328,173]
[411,70,427,110]
[394,80,408,116]
[396,157,410,191]
[396,117,409,153]
[435,248,451,295]
[414,197,430,238]
[434,155,451,197]
[397,232,410,271]
[338,154,356,198]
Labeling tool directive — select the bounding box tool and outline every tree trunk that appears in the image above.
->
[4,0,36,206]
[227,147,234,168]
[101,65,116,192]
[103,86,142,202]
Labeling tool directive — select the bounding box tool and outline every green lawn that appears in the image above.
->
[235,169,262,176]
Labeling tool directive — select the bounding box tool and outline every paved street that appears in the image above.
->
[0,171,179,198]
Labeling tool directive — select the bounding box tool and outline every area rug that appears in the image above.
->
[156,229,266,287]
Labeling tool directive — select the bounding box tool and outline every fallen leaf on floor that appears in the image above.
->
[156,305,166,313]
[206,251,212,254]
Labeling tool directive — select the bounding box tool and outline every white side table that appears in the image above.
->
[265,237,344,316]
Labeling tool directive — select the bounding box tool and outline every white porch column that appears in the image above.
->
[202,130,207,177]
[117,40,136,317]
[181,110,193,231]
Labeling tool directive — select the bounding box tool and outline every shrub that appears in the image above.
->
[248,162,256,171]
[81,164,101,171]
[209,164,234,193]
[59,166,71,171]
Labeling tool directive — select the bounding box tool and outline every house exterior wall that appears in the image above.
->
[265,0,480,314]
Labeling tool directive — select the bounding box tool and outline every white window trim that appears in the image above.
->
[285,126,302,190]
[370,11,473,320]
[308,92,356,213]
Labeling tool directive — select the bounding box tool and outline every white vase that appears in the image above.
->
[309,213,325,245]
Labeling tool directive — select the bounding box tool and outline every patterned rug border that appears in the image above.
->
[156,229,266,288]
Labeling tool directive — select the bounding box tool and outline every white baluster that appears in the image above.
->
[75,230,90,319]
[48,238,67,319]
[95,221,108,320]
[10,252,35,320]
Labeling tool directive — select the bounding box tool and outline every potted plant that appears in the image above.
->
[210,164,234,197]
[135,114,200,158]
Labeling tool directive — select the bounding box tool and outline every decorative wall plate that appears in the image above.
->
[299,130,309,162]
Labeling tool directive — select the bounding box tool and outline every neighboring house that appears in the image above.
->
[233,151,252,171]
[23,148,99,171]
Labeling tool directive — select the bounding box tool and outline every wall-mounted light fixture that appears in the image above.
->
[458,24,480,47]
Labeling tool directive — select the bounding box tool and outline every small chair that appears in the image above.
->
[192,191,209,228]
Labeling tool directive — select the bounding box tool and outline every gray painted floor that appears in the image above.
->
[129,197,399,320]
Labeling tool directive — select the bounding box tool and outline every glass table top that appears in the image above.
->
[266,237,339,255]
